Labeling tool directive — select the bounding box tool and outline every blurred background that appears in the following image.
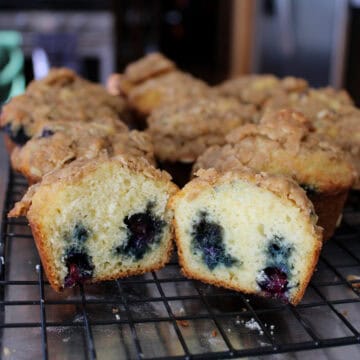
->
[0,0,360,105]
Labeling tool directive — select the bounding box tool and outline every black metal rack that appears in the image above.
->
[1,170,360,359]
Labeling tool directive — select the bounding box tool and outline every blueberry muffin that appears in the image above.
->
[215,74,308,112]
[107,53,210,118]
[170,168,322,305]
[312,106,360,189]
[9,154,178,291]
[194,110,357,240]
[264,88,360,188]
[147,95,256,163]
[10,119,155,184]
[264,87,354,116]
[107,52,176,97]
[0,68,130,149]
[127,71,211,117]
[125,52,175,81]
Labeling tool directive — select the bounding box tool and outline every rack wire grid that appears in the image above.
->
[1,170,360,360]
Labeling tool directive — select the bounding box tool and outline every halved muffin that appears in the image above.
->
[9,154,178,291]
[170,168,322,305]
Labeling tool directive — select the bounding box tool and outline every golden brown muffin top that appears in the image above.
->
[9,152,177,218]
[106,53,176,97]
[11,119,155,183]
[310,106,360,152]
[215,74,308,107]
[107,53,210,116]
[264,87,354,119]
[194,109,357,193]
[183,168,321,231]
[148,95,256,139]
[127,71,211,115]
[0,68,129,139]
[263,87,360,167]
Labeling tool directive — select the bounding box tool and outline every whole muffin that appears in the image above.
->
[264,87,354,116]
[107,53,211,118]
[215,74,308,112]
[0,68,130,149]
[147,95,256,164]
[127,71,211,117]
[194,109,357,240]
[11,119,155,184]
[264,88,360,188]
[107,52,176,97]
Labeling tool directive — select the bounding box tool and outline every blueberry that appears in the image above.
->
[269,242,280,254]
[267,235,292,272]
[2,123,12,136]
[116,203,166,260]
[64,247,94,287]
[257,267,288,300]
[191,212,238,270]
[72,223,89,244]
[1,123,30,145]
[40,128,55,138]
[63,223,92,287]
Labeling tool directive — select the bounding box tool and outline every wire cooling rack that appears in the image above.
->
[1,169,360,359]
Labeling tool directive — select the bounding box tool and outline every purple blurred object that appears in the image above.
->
[32,33,80,79]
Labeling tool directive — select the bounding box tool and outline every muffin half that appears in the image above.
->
[9,154,178,291]
[170,168,322,305]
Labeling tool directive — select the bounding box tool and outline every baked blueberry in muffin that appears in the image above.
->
[2,123,30,145]
[116,202,166,261]
[191,212,238,270]
[40,128,55,138]
[9,154,178,291]
[63,223,94,287]
[170,168,322,305]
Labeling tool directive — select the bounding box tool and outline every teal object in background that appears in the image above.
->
[0,31,25,105]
